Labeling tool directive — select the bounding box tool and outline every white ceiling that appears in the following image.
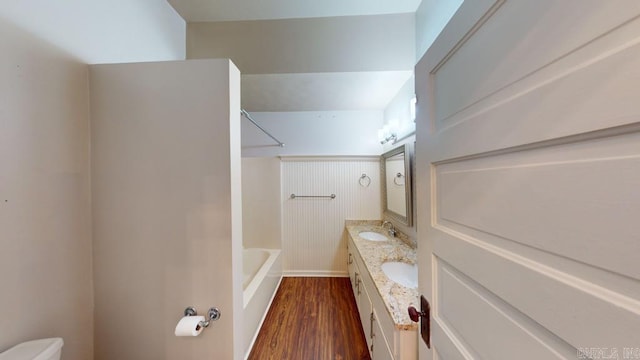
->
[168,0,421,22]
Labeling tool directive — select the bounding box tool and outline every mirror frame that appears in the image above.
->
[381,143,413,226]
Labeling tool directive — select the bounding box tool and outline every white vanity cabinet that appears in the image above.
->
[348,238,396,360]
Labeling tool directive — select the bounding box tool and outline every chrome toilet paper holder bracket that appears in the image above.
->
[184,306,221,328]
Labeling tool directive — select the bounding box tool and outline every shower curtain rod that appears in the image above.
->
[241,109,285,147]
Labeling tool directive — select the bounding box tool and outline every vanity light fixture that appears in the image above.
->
[379,95,418,145]
[380,133,397,145]
[378,120,400,145]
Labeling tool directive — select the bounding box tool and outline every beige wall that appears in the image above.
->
[0,19,93,360]
[90,59,243,360]
[241,158,282,249]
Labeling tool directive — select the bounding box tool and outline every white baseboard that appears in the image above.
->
[283,270,349,277]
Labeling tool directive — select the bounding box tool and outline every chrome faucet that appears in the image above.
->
[381,221,396,237]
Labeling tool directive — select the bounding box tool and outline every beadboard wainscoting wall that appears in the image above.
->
[282,157,381,276]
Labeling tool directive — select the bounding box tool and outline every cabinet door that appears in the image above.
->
[347,249,357,296]
[371,309,394,360]
[356,271,373,355]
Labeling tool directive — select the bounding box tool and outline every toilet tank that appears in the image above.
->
[0,338,63,360]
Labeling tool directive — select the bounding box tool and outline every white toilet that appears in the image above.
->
[0,338,63,360]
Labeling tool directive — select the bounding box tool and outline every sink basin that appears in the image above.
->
[359,231,388,241]
[381,262,418,288]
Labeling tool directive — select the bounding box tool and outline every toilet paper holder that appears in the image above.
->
[183,306,221,328]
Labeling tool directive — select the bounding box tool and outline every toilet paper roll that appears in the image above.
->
[174,316,205,336]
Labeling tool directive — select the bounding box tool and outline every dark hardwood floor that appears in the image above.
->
[248,277,371,360]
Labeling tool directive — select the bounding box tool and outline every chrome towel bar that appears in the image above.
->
[290,194,336,199]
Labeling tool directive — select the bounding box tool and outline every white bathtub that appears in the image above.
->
[242,248,282,358]
[243,249,269,291]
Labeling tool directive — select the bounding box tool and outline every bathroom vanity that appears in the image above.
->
[346,224,418,360]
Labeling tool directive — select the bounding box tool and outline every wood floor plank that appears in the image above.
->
[248,277,371,360]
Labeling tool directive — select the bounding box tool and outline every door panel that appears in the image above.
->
[433,0,640,123]
[431,4,640,159]
[435,131,640,280]
[416,1,640,359]
[436,258,574,359]
[433,233,639,350]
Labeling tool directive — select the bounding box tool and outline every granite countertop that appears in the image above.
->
[346,224,419,331]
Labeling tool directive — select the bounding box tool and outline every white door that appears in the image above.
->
[415,1,640,359]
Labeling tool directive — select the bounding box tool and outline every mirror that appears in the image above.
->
[381,143,413,226]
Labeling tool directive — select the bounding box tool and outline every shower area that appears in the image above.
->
[90,59,281,360]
